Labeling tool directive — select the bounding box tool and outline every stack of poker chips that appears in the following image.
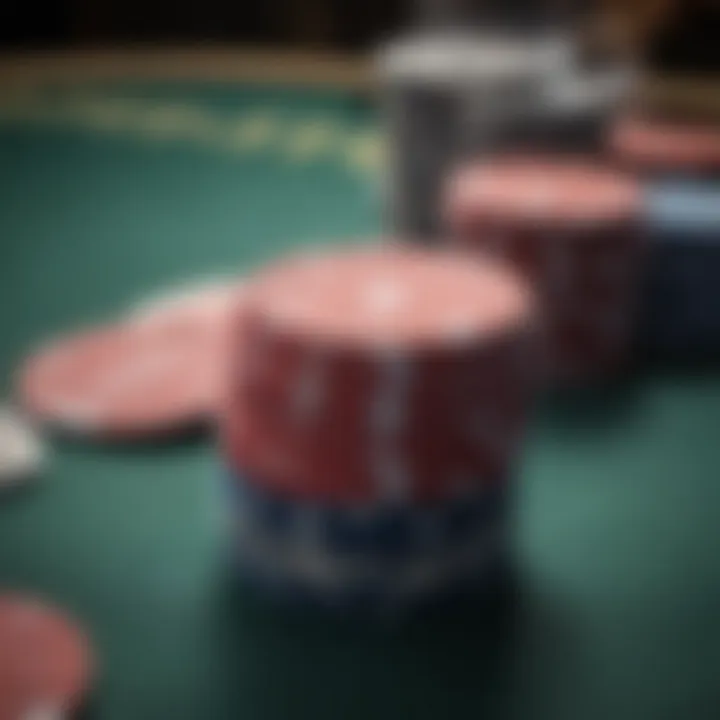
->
[640,182,720,358]
[445,158,643,381]
[610,116,720,359]
[220,244,539,611]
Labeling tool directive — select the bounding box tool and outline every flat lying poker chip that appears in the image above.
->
[128,277,243,327]
[0,596,92,719]
[19,321,221,441]
[17,280,246,440]
[18,325,218,439]
[0,406,44,489]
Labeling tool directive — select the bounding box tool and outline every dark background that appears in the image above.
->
[0,1,719,72]
[0,0,410,50]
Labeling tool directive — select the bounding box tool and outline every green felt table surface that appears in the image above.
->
[1,81,720,720]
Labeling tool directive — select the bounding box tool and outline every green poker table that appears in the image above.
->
[1,51,720,720]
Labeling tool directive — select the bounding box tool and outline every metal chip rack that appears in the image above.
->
[377,31,636,239]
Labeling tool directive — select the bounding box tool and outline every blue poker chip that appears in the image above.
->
[641,181,720,358]
[223,467,512,612]
[647,182,720,237]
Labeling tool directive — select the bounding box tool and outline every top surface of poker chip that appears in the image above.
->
[18,280,244,438]
[129,277,242,327]
[0,596,92,720]
[611,116,720,174]
[647,182,720,238]
[447,157,641,227]
[244,244,534,349]
[0,407,43,486]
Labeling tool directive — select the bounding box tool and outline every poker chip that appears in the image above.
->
[222,243,539,504]
[0,407,44,489]
[446,156,640,227]
[225,467,511,611]
[17,278,246,440]
[611,116,720,178]
[19,323,222,440]
[641,182,720,357]
[128,276,243,327]
[445,158,643,378]
[0,596,92,719]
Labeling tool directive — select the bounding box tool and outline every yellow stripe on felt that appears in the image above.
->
[61,97,149,132]
[131,103,226,143]
[285,119,342,163]
[342,128,386,176]
[0,88,385,176]
[223,112,280,152]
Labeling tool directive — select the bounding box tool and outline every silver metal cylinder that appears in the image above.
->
[377,31,578,238]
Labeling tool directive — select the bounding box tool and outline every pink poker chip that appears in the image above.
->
[0,596,93,720]
[18,281,245,439]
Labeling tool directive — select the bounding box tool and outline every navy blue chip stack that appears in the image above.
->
[609,115,720,359]
[220,245,540,613]
[223,471,512,611]
[641,182,720,359]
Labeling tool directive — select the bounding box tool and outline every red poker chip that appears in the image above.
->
[445,158,643,379]
[18,283,244,439]
[0,596,92,720]
[446,157,641,228]
[242,246,533,348]
[611,116,720,175]
[222,244,538,504]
